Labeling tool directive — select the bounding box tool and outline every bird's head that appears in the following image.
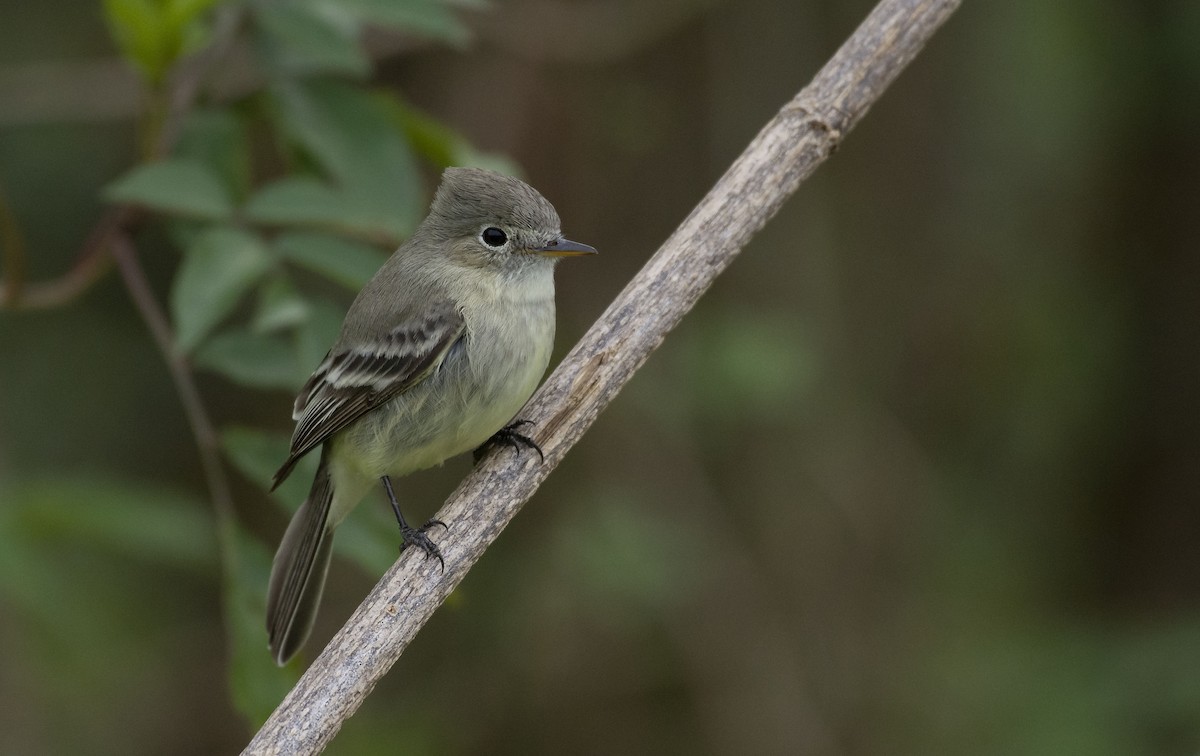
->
[424,167,596,276]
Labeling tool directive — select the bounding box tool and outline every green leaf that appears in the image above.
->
[175,108,253,203]
[104,159,235,219]
[327,0,471,45]
[171,226,273,352]
[253,278,311,333]
[104,0,173,82]
[193,328,301,389]
[166,0,223,29]
[274,231,387,289]
[270,80,377,185]
[244,177,406,242]
[268,80,422,237]
[254,1,370,77]
[103,0,217,83]
[243,176,349,227]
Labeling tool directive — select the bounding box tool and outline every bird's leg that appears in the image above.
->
[381,475,446,571]
[472,419,545,464]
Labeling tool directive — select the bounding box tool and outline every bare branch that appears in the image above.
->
[243,0,962,752]
[110,235,241,566]
[0,205,136,310]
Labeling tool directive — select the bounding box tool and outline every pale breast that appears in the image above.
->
[335,293,556,479]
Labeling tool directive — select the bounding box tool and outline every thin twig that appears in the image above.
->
[243,0,962,753]
[110,234,242,627]
[0,205,139,310]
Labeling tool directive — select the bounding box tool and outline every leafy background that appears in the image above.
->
[1,0,1198,753]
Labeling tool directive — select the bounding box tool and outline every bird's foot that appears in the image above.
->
[473,419,545,464]
[399,518,448,571]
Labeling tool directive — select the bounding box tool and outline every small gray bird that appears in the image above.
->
[266,167,595,665]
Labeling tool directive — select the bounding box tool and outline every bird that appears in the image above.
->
[266,167,596,665]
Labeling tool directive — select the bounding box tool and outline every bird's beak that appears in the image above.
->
[532,237,598,257]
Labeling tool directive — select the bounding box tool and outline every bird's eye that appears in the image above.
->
[481,227,508,247]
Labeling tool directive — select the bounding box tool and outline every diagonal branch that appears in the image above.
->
[244,0,962,752]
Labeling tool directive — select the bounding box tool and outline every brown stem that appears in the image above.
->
[110,234,241,603]
[0,205,141,311]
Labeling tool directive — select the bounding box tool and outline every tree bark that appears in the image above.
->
[243,0,962,752]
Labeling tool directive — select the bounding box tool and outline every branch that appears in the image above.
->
[0,205,137,310]
[110,236,241,556]
[244,0,961,752]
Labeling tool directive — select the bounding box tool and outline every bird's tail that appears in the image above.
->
[266,450,335,666]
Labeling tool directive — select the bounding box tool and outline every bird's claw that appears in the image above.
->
[399,518,448,571]
[473,419,545,464]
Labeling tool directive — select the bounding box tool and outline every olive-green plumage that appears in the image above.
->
[267,168,595,665]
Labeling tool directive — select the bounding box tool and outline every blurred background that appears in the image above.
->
[2,0,1198,753]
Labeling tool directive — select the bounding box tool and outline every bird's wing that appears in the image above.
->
[271,299,465,490]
